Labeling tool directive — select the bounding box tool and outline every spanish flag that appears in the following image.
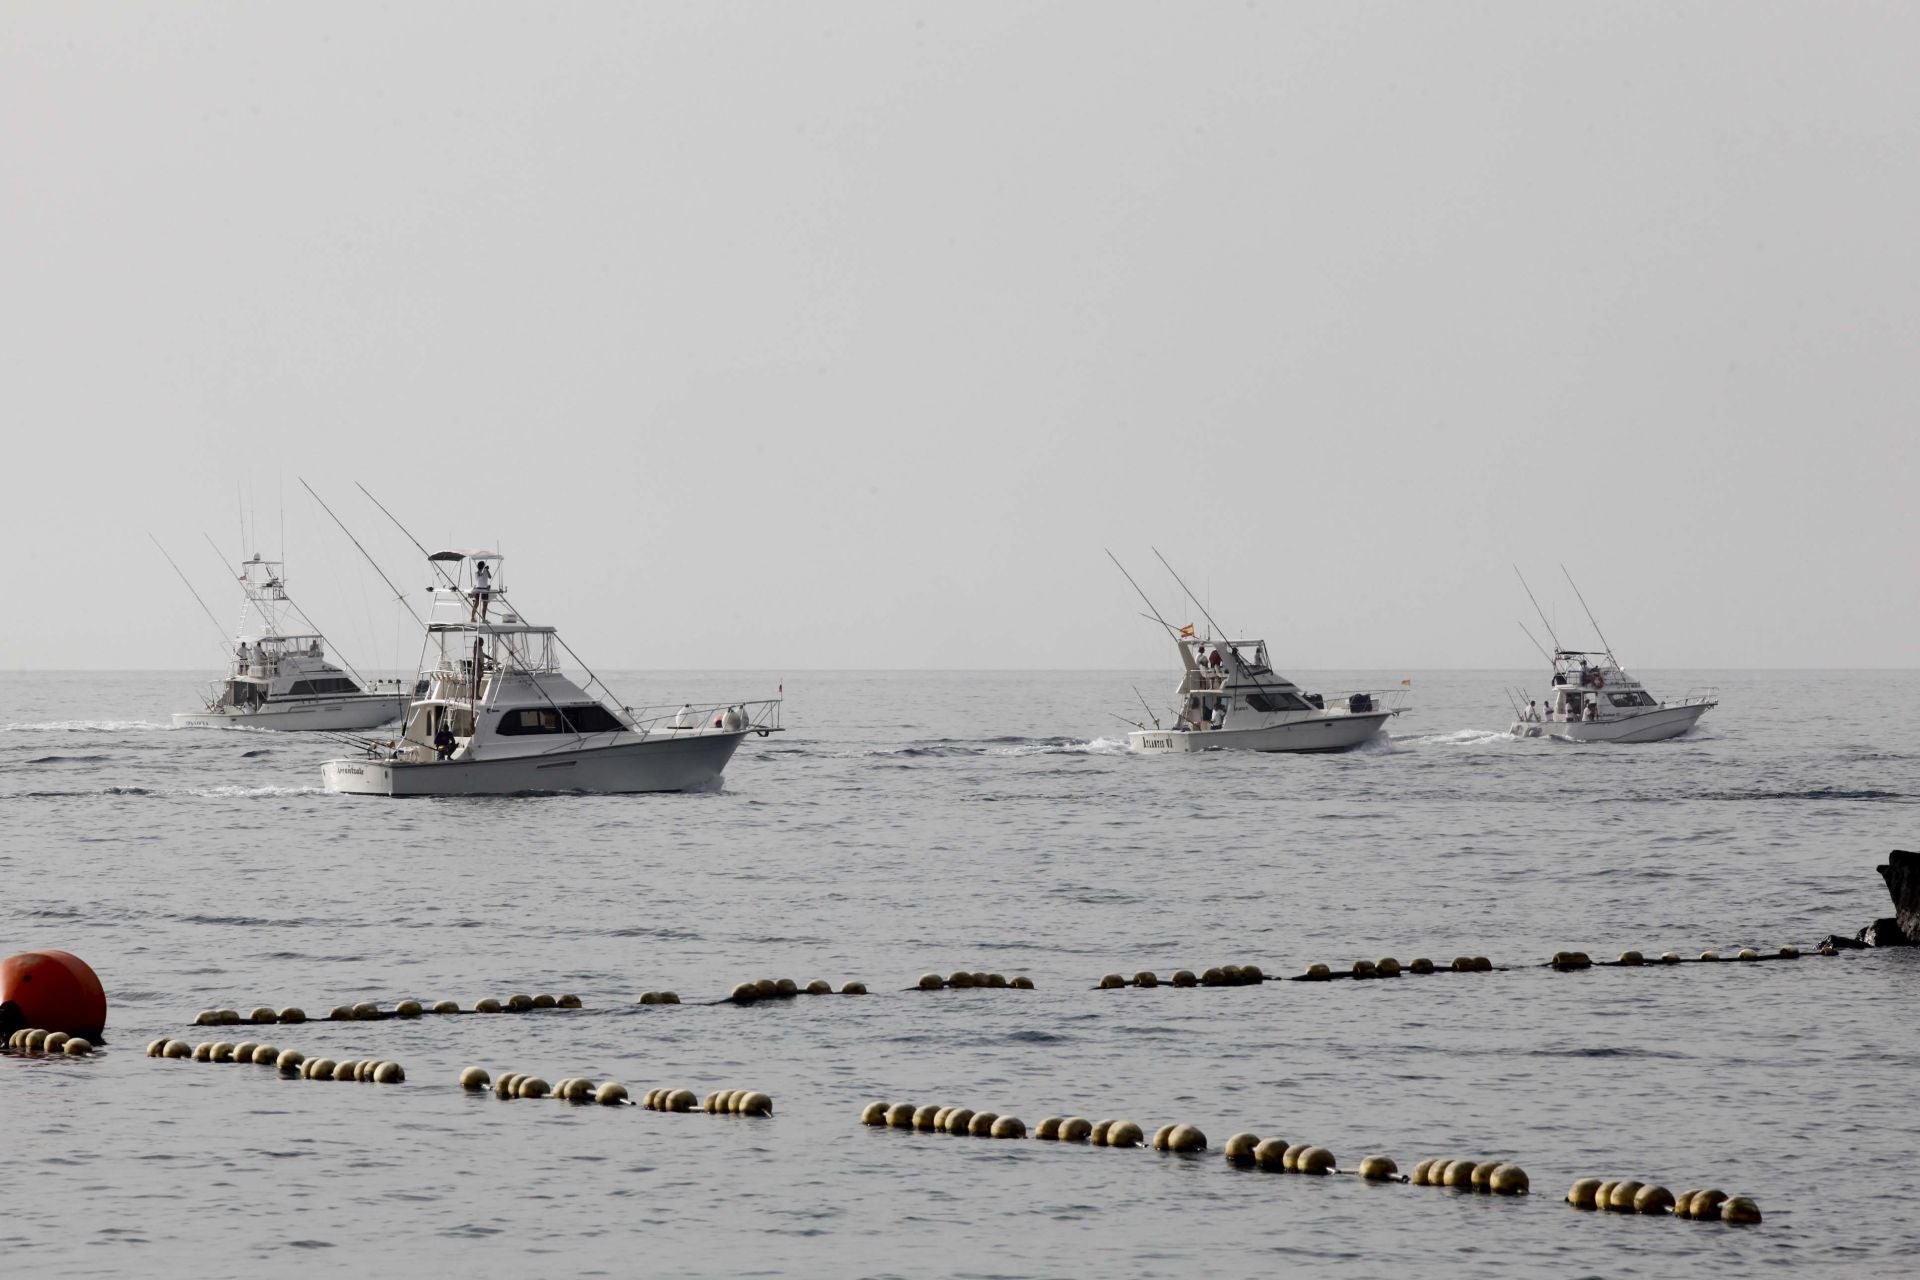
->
[1178,624,1195,638]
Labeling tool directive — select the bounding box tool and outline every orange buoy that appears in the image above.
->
[0,950,107,1040]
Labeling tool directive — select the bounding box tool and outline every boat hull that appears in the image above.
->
[320,730,747,796]
[1128,712,1391,754]
[1510,702,1711,744]
[173,695,407,732]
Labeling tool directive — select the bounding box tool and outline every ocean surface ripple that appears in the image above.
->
[1,669,1915,1278]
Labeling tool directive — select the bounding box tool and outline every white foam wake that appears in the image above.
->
[1,720,172,733]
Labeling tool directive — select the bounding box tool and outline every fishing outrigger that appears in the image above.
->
[1110,550,1406,754]
[158,539,408,732]
[319,543,779,797]
[1507,567,1716,743]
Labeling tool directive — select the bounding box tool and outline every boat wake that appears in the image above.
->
[1396,728,1518,748]
[870,736,1128,760]
[12,784,328,800]
[1,720,172,733]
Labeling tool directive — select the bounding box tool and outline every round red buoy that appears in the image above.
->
[0,951,107,1040]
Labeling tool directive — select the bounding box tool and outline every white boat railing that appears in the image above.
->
[624,697,784,737]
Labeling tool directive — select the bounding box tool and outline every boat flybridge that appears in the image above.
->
[172,553,408,731]
[320,550,780,797]
[1128,634,1402,754]
[1510,650,1715,743]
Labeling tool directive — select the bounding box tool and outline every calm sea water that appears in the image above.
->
[2,668,1915,1278]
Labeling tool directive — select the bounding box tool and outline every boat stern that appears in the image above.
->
[321,757,397,795]
[1128,728,1201,753]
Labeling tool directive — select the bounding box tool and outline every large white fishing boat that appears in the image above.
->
[1507,567,1715,743]
[320,550,779,797]
[171,553,408,731]
[1111,551,1404,755]
[1509,650,1714,743]
[1126,635,1400,754]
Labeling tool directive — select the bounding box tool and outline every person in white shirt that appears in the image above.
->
[1209,700,1226,730]
[471,559,493,621]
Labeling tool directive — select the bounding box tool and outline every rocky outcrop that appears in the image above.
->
[1816,851,1920,949]
[1823,850,1920,948]
[1879,849,1920,943]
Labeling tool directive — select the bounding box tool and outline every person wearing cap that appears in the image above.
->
[471,559,492,621]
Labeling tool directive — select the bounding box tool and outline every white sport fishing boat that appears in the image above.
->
[172,553,408,731]
[1111,551,1404,754]
[1127,635,1400,754]
[1507,567,1715,743]
[1510,650,1715,743]
[321,550,780,796]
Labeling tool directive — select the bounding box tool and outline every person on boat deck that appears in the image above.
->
[1207,647,1223,671]
[1585,701,1599,722]
[471,559,493,621]
[1209,700,1226,729]
[468,560,491,621]
[1525,700,1539,722]
[433,720,457,759]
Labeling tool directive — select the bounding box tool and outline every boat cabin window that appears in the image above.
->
[1243,691,1312,713]
[1607,690,1657,708]
[287,677,360,696]
[560,704,626,733]
[497,704,627,735]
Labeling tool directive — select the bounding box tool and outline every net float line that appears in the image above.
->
[1549,945,1824,969]
[909,972,1036,992]
[720,978,870,1005]
[459,1066,628,1105]
[189,994,583,1027]
[859,1101,1026,1138]
[1409,1158,1531,1194]
[1567,1178,1761,1224]
[5,1027,95,1056]
[146,1038,404,1082]
[1096,965,1264,989]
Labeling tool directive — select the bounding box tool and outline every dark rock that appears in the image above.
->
[1858,918,1914,948]
[1878,850,1920,943]
[1820,933,1869,951]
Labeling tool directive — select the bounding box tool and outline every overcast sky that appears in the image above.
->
[3,3,1914,671]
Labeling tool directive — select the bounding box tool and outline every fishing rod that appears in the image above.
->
[1107,710,1146,732]
[1152,547,1233,645]
[149,533,232,655]
[1131,684,1161,730]
[1513,566,1561,652]
[302,479,425,629]
[1107,550,1178,635]
[1516,620,1553,663]
[1560,564,1617,665]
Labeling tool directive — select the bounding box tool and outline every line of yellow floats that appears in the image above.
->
[1566,1176,1762,1224]
[7,1027,95,1055]
[168,944,1843,1029]
[189,993,584,1026]
[145,1036,404,1081]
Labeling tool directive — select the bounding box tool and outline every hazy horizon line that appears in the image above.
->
[3,666,1916,675]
